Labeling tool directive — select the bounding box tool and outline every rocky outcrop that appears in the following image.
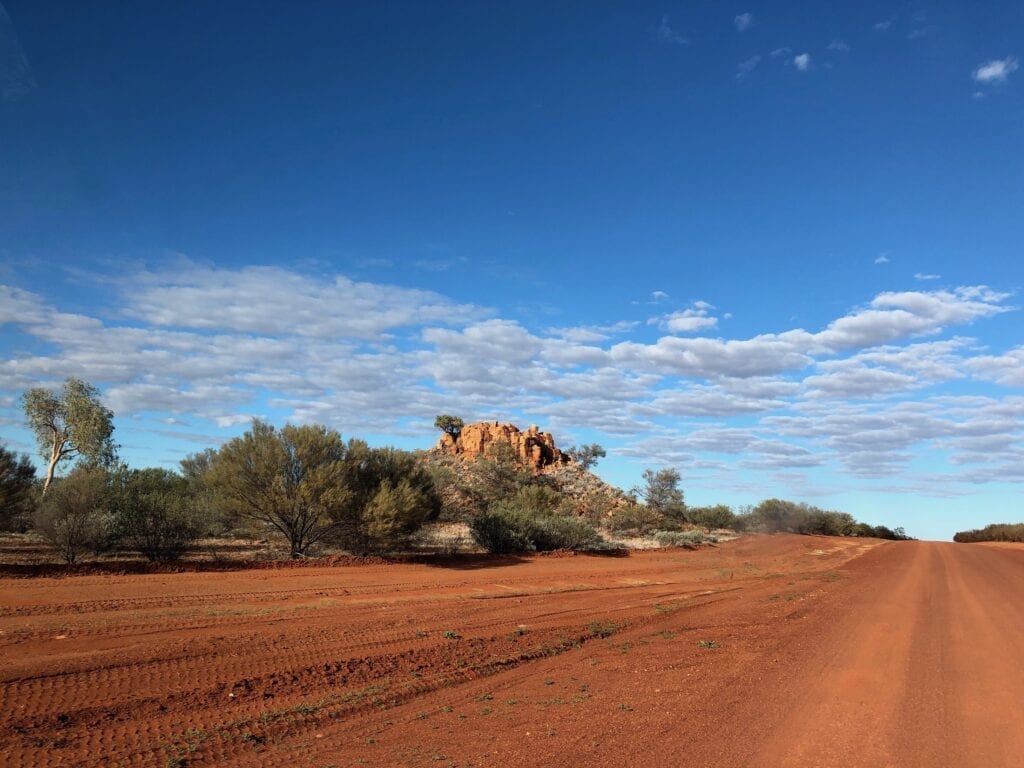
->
[433,421,570,471]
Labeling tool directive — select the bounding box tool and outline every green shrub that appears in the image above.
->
[359,479,434,554]
[1,444,37,532]
[605,503,664,535]
[686,504,736,530]
[469,491,603,554]
[114,468,205,562]
[653,529,716,547]
[33,465,118,564]
[469,509,535,554]
[529,514,602,551]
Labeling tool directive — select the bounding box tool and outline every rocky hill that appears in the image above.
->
[426,421,631,517]
[432,421,570,471]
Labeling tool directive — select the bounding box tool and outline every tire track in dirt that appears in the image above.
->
[0,536,873,768]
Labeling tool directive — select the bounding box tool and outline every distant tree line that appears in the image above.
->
[953,523,1024,543]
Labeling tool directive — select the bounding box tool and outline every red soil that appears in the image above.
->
[2,535,1022,767]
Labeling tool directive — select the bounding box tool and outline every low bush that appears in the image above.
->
[604,503,665,536]
[469,488,604,554]
[653,529,717,547]
[686,504,736,530]
[469,509,535,554]
[114,468,205,562]
[34,466,118,564]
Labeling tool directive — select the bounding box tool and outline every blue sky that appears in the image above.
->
[1,2,1022,540]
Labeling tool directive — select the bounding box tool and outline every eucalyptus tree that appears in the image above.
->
[22,378,117,495]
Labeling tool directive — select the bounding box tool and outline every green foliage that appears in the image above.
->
[604,502,665,535]
[0,443,37,531]
[180,447,225,534]
[33,465,118,563]
[528,514,602,551]
[638,468,686,522]
[114,468,205,562]
[566,443,606,470]
[735,499,911,540]
[462,441,533,511]
[357,478,435,554]
[433,414,464,439]
[207,420,351,557]
[332,442,440,554]
[22,378,117,494]
[469,487,602,553]
[469,509,535,554]
[654,529,717,547]
[686,504,736,530]
[954,523,1024,543]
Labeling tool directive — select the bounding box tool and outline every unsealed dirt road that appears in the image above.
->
[2,535,1023,767]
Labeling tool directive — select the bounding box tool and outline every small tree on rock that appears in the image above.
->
[434,415,464,440]
[22,378,116,495]
[566,443,606,470]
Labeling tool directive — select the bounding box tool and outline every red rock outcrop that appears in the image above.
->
[433,421,570,471]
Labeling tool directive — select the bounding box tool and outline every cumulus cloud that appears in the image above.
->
[875,254,891,264]
[968,347,1024,386]
[734,13,754,32]
[973,56,1019,84]
[650,301,718,334]
[810,286,1010,352]
[124,264,485,339]
[794,53,811,71]
[2,266,1022,496]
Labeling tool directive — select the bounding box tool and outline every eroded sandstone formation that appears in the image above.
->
[433,421,570,471]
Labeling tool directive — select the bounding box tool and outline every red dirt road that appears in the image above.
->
[2,536,1023,767]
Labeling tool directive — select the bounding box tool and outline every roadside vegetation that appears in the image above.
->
[0,379,913,565]
[953,523,1024,543]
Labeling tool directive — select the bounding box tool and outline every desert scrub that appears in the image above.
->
[654,529,717,547]
[469,498,603,554]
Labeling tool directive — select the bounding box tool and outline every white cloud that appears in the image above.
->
[794,53,811,72]
[2,267,1022,497]
[734,13,754,32]
[811,287,1010,352]
[657,16,688,45]
[973,56,1019,84]
[651,301,719,334]
[124,264,485,339]
[827,39,850,53]
[546,321,638,343]
[736,55,761,81]
[770,47,792,58]
[968,347,1024,386]
[874,18,895,32]
[875,254,891,264]
[651,290,669,302]
[914,273,941,281]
